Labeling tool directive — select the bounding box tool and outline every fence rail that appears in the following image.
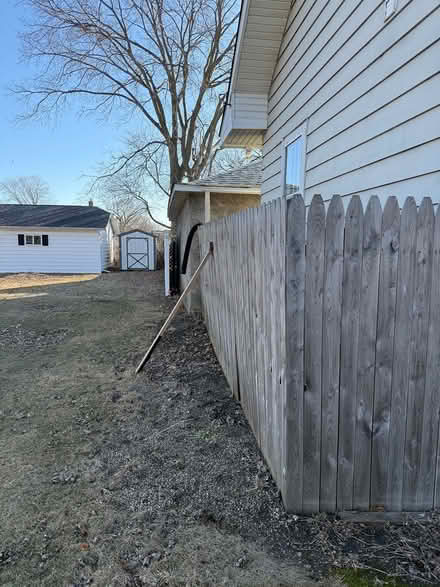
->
[198,194,440,514]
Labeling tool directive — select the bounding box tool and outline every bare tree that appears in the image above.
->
[92,171,170,229]
[0,176,50,204]
[16,0,239,195]
[205,147,262,176]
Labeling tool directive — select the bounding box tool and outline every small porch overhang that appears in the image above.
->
[168,183,261,222]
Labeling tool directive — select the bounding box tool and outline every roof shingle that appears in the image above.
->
[0,204,110,229]
[189,160,262,188]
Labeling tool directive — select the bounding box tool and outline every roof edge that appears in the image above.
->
[118,229,157,238]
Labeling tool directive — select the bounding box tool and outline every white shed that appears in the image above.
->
[0,203,114,274]
[119,230,156,271]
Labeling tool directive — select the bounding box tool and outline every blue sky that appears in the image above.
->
[0,0,168,221]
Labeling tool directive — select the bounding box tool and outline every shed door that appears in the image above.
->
[127,237,149,270]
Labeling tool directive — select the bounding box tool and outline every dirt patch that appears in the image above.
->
[0,271,438,586]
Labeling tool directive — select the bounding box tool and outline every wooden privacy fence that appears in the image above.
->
[198,194,440,515]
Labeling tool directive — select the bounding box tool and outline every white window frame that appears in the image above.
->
[281,121,307,198]
[22,234,44,246]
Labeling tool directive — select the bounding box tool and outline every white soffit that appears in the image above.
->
[232,0,291,95]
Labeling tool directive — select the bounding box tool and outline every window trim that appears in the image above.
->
[281,121,308,198]
[18,233,49,247]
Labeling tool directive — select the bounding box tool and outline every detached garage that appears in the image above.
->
[0,203,114,274]
[119,230,156,271]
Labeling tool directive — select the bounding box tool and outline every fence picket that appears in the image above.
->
[418,201,440,509]
[284,194,305,511]
[321,195,344,513]
[386,197,417,511]
[303,195,325,513]
[353,196,382,511]
[403,198,435,511]
[371,196,400,509]
[430,206,440,510]
[338,195,363,512]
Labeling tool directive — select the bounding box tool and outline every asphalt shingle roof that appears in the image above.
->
[0,204,110,229]
[189,160,262,188]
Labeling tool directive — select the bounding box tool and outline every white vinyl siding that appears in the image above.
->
[261,0,440,207]
[0,229,103,274]
[222,92,268,147]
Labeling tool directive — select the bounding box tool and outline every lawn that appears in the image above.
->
[0,272,316,586]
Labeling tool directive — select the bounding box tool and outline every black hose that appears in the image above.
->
[181,223,202,275]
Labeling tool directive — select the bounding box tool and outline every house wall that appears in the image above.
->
[176,192,261,312]
[176,195,204,313]
[261,0,440,207]
[0,228,103,274]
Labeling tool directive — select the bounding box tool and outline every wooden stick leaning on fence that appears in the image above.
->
[135,242,214,374]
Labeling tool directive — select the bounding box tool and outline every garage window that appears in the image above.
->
[18,234,49,246]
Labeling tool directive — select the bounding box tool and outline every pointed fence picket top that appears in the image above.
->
[198,194,440,516]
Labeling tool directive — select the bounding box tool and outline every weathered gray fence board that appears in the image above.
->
[249,207,258,442]
[199,194,440,516]
[353,196,382,511]
[320,195,344,513]
[279,198,287,482]
[254,206,265,451]
[371,197,400,509]
[303,195,325,514]
[430,207,440,510]
[418,203,440,510]
[338,195,363,512]
[284,194,305,511]
[386,197,417,511]
[404,198,434,511]
[269,202,278,481]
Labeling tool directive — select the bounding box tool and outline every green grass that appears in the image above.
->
[333,568,408,586]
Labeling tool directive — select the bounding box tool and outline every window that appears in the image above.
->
[282,123,307,197]
[18,234,49,246]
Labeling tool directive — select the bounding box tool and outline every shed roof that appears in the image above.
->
[168,160,262,220]
[0,204,110,229]
[118,229,157,238]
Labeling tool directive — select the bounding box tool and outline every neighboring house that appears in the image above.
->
[221,0,440,206]
[0,203,115,274]
[168,161,262,311]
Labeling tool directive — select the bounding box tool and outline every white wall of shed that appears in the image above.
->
[261,0,440,208]
[119,231,156,271]
[0,228,103,274]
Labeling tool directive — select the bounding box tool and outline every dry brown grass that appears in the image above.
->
[0,272,98,291]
